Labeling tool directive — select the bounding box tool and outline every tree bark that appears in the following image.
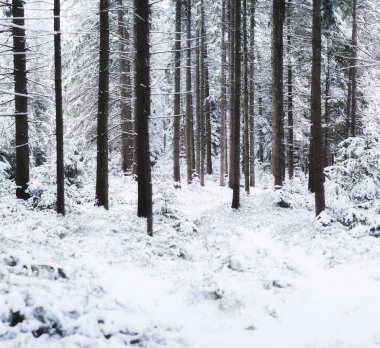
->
[54,0,65,214]
[228,0,235,189]
[202,8,212,176]
[249,0,256,187]
[186,0,193,184]
[324,38,331,167]
[310,0,326,216]
[12,0,30,200]
[243,0,250,193]
[220,0,227,187]
[350,0,357,137]
[118,0,133,174]
[135,0,153,235]
[195,28,201,178]
[287,0,294,180]
[96,0,110,209]
[199,0,206,186]
[173,0,181,184]
[271,0,285,188]
[231,0,241,209]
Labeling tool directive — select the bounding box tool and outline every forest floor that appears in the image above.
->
[1,175,380,348]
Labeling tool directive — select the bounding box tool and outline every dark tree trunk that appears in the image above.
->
[231,0,241,209]
[173,0,181,184]
[310,0,326,216]
[12,0,30,200]
[195,28,201,178]
[203,10,212,176]
[249,0,256,187]
[186,0,193,184]
[54,0,65,214]
[96,0,110,209]
[350,0,357,137]
[220,0,227,187]
[118,0,133,174]
[287,0,294,180]
[243,0,250,193]
[135,0,153,235]
[258,93,264,163]
[199,0,206,186]
[271,0,285,188]
[228,0,235,189]
[324,38,331,167]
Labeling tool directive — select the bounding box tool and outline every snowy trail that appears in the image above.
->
[1,178,380,347]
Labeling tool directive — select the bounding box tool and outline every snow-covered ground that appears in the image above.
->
[1,176,380,348]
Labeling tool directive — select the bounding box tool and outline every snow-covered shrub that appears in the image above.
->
[324,127,380,235]
[64,144,85,188]
[273,175,312,210]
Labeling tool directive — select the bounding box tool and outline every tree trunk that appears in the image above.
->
[249,0,256,187]
[118,0,133,174]
[231,0,241,209]
[271,0,285,189]
[258,88,264,163]
[287,0,294,180]
[54,0,65,214]
[12,0,30,200]
[324,38,331,167]
[243,0,250,193]
[310,0,325,216]
[220,0,227,187]
[173,0,181,184]
[228,0,235,189]
[203,11,212,176]
[195,28,201,177]
[135,0,153,235]
[96,0,110,209]
[200,0,206,186]
[350,0,357,137]
[186,0,193,184]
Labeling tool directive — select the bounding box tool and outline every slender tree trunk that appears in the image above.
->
[96,0,110,209]
[258,93,264,163]
[243,0,250,193]
[324,38,331,167]
[203,14,212,175]
[287,0,294,180]
[135,0,153,235]
[228,0,235,189]
[12,0,29,200]
[118,0,133,174]
[350,0,357,137]
[54,0,65,214]
[231,0,241,209]
[173,0,181,184]
[249,0,256,187]
[186,0,193,184]
[220,0,227,186]
[200,0,206,186]
[195,28,201,177]
[310,0,325,216]
[346,67,352,139]
[271,0,285,188]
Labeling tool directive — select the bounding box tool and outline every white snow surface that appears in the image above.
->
[1,176,380,348]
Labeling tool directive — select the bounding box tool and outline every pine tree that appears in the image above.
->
[135,0,153,235]
[54,0,65,214]
[311,0,326,215]
[96,0,110,209]
[271,0,286,189]
[231,0,241,209]
[12,0,30,200]
[173,0,181,184]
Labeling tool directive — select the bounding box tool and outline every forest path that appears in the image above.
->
[1,177,380,348]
